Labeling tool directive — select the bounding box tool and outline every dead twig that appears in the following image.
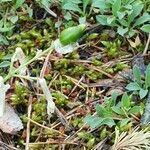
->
[143,33,150,55]
[26,140,79,146]
[26,118,67,137]
[0,141,19,150]
[25,96,32,150]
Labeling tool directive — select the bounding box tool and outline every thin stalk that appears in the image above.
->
[4,45,54,82]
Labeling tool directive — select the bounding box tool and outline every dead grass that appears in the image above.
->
[111,127,150,150]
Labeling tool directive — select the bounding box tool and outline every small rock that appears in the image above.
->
[0,103,23,134]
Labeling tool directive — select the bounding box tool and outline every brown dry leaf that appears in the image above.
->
[135,36,141,47]
[128,39,136,48]
[0,103,23,134]
[128,36,141,48]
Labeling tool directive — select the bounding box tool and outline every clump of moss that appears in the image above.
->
[70,65,85,76]
[114,63,128,72]
[92,58,103,66]
[71,117,84,128]
[32,97,47,123]
[11,81,29,105]
[54,59,69,70]
[65,51,80,59]
[101,40,121,58]
[52,91,68,108]
[86,70,103,80]
[78,131,95,149]
[8,28,53,56]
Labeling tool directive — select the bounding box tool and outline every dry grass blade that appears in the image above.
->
[143,33,150,55]
[25,96,32,150]
[111,128,150,150]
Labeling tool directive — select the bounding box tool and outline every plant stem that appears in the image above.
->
[4,45,54,82]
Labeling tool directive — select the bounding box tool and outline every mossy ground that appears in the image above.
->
[0,3,150,150]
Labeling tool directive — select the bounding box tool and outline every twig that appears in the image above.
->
[27,118,67,137]
[0,141,19,150]
[55,107,70,128]
[85,64,114,78]
[68,75,85,96]
[26,140,79,146]
[143,33,150,55]
[25,96,32,150]
[40,50,52,78]
[51,105,84,129]
[64,75,88,89]
[45,7,57,18]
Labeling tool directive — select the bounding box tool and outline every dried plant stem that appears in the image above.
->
[26,118,67,137]
[27,140,78,146]
[25,96,32,150]
[143,33,150,55]
[0,141,19,150]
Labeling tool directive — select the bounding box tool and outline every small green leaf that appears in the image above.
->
[112,0,121,16]
[63,2,82,14]
[25,4,33,18]
[15,0,25,9]
[117,11,126,20]
[133,65,141,84]
[128,2,143,23]
[112,105,122,115]
[9,16,18,24]
[0,34,9,45]
[141,24,150,33]
[117,26,128,36]
[0,26,14,33]
[129,106,141,114]
[79,16,86,24]
[0,61,10,68]
[134,14,150,27]
[92,0,109,11]
[118,19,129,27]
[84,115,104,128]
[145,64,150,88]
[107,16,115,25]
[121,93,131,109]
[126,82,141,91]
[128,29,136,38]
[139,89,148,99]
[96,15,108,25]
[101,118,116,127]
[96,104,111,117]
[109,92,118,107]
[119,118,130,127]
[83,0,91,13]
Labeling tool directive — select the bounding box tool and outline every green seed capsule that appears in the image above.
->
[60,24,86,45]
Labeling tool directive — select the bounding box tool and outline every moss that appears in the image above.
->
[54,59,69,70]
[8,28,53,56]
[101,40,121,58]
[32,97,47,123]
[52,91,68,107]
[92,58,103,66]
[71,65,85,76]
[114,63,128,72]
[71,117,84,128]
[11,81,29,105]
[86,70,103,80]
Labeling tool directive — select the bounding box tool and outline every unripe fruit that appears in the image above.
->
[60,24,86,45]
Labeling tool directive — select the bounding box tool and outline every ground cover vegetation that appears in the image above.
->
[0,0,150,150]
